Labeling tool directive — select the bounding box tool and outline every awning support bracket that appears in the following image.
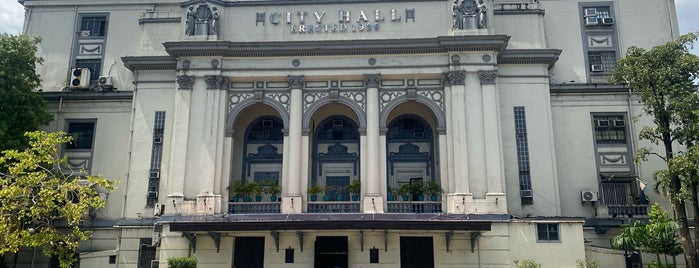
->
[446,231,454,252]
[360,230,364,252]
[384,229,389,252]
[296,231,304,252]
[207,232,221,253]
[271,231,280,252]
[470,231,481,253]
[182,232,196,253]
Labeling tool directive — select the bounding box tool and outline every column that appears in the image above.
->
[363,74,384,213]
[465,71,486,197]
[480,70,506,213]
[165,75,193,214]
[443,70,472,214]
[282,75,304,213]
[195,75,227,215]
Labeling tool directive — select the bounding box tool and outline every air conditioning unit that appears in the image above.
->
[149,171,160,179]
[590,64,604,72]
[154,203,165,216]
[596,119,610,127]
[581,191,598,202]
[98,76,113,89]
[147,191,158,199]
[69,68,91,88]
[153,137,163,144]
[585,17,599,27]
[601,17,615,25]
[584,8,597,17]
[613,120,626,127]
[520,190,533,198]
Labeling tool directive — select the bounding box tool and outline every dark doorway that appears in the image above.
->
[234,237,265,268]
[314,236,348,268]
[400,237,434,268]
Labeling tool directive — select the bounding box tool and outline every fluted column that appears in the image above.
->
[480,70,506,212]
[465,71,486,197]
[282,75,304,213]
[363,74,384,213]
[166,75,194,213]
[443,70,472,214]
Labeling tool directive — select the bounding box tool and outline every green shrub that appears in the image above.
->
[514,259,542,268]
[576,259,599,268]
[168,256,197,268]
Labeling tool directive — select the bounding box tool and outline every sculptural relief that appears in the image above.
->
[452,0,487,30]
[184,1,220,36]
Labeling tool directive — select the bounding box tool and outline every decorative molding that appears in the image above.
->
[442,71,466,86]
[363,74,381,88]
[177,75,194,90]
[180,0,444,8]
[288,76,304,89]
[205,75,228,90]
[379,91,406,111]
[303,92,329,112]
[478,70,497,85]
[497,49,562,69]
[138,17,181,25]
[163,36,511,57]
[340,91,366,111]
[265,92,290,112]
[122,56,177,71]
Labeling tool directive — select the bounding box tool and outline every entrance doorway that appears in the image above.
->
[314,236,348,268]
[233,237,264,268]
[400,237,434,268]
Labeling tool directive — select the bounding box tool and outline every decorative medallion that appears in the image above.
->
[288,75,304,89]
[364,74,381,88]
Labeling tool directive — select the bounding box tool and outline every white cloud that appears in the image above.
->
[0,1,24,34]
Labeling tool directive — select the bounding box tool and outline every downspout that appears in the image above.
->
[627,87,642,184]
[116,72,138,268]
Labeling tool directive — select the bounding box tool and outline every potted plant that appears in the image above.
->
[425,180,443,201]
[398,183,412,201]
[248,182,262,202]
[411,181,426,201]
[307,182,324,201]
[347,180,361,201]
[228,181,245,202]
[323,185,333,201]
[264,180,281,202]
[387,186,396,201]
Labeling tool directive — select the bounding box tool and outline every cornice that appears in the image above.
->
[179,0,445,8]
[164,35,511,57]
[497,49,561,69]
[42,91,134,101]
[122,56,177,71]
[549,83,630,94]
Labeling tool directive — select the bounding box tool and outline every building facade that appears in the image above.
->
[14,0,680,267]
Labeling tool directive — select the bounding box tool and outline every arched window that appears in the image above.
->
[312,116,360,201]
[243,117,284,184]
[386,115,435,201]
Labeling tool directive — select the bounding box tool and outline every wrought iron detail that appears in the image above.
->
[307,202,360,213]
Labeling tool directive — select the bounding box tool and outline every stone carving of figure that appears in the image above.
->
[210,7,220,35]
[477,0,488,28]
[452,0,463,29]
[185,6,195,36]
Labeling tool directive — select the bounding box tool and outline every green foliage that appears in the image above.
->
[514,259,542,268]
[262,180,280,195]
[611,204,682,265]
[347,180,361,194]
[575,259,598,268]
[0,34,52,152]
[167,256,197,268]
[0,131,116,268]
[424,180,443,195]
[307,183,324,195]
[648,261,675,268]
[228,181,246,197]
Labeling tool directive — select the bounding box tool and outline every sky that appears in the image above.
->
[0,0,697,53]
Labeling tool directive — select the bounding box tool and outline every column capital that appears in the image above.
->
[177,75,194,90]
[288,75,305,89]
[442,71,466,86]
[478,70,498,85]
[363,74,381,88]
[205,75,229,90]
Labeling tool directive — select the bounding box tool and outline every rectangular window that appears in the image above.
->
[66,122,95,150]
[588,51,617,73]
[536,223,560,242]
[147,111,166,207]
[137,238,156,268]
[593,115,626,144]
[80,16,107,37]
[514,107,533,204]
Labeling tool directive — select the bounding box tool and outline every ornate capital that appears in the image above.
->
[478,70,497,85]
[363,74,381,88]
[442,71,465,86]
[205,75,228,90]
[177,75,194,90]
[288,75,304,89]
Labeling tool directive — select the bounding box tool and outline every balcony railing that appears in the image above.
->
[228,202,280,214]
[386,201,442,213]
[307,201,360,213]
[607,205,649,218]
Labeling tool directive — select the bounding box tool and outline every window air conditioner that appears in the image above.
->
[613,120,625,127]
[147,191,158,199]
[153,137,163,144]
[584,8,597,17]
[520,190,533,198]
[149,171,160,179]
[601,17,615,25]
[70,68,91,88]
[154,203,165,216]
[584,17,598,27]
[581,191,598,202]
[596,120,610,127]
[590,64,604,72]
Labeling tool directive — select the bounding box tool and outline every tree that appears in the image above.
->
[0,34,52,152]
[0,131,116,268]
[609,32,699,267]
[611,203,683,267]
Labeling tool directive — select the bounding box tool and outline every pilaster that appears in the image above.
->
[282,75,304,213]
[363,74,384,213]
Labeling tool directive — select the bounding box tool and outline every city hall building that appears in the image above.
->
[14,0,680,267]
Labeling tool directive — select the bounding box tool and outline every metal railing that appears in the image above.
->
[228,202,281,214]
[386,201,442,213]
[307,201,360,213]
[607,205,649,217]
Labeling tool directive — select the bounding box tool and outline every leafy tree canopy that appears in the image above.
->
[0,131,116,268]
[0,34,52,152]
[611,204,682,265]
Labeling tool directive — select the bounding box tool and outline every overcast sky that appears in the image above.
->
[0,0,698,53]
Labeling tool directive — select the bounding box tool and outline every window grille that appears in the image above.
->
[514,107,533,204]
